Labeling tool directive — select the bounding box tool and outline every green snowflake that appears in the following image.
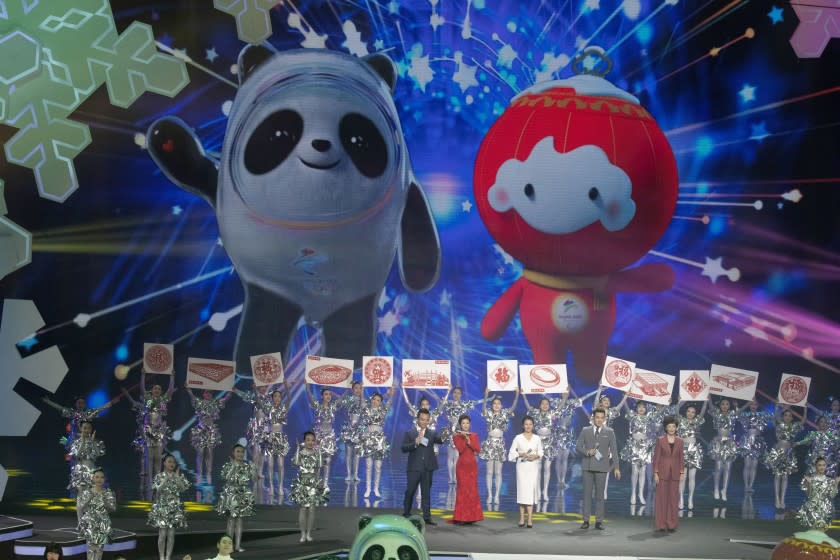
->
[0,0,189,202]
[214,0,279,45]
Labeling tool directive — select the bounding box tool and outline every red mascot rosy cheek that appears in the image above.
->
[473,76,678,382]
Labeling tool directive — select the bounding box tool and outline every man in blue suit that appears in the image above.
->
[401,408,444,525]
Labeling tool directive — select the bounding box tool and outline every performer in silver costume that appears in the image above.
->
[148,454,190,560]
[550,392,583,493]
[262,381,292,498]
[338,382,365,482]
[122,373,176,487]
[233,384,270,484]
[798,415,838,478]
[290,432,329,543]
[676,400,707,510]
[620,400,664,505]
[479,386,520,504]
[796,457,840,532]
[306,385,340,491]
[68,421,105,523]
[707,398,749,501]
[763,406,804,510]
[359,385,396,498]
[439,386,483,485]
[41,395,115,451]
[591,388,628,428]
[185,387,232,484]
[77,468,115,560]
[216,444,255,552]
[738,400,773,494]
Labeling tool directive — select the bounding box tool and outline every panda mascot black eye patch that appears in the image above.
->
[339,112,387,178]
[244,109,303,175]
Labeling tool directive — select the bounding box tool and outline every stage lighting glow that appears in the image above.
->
[696,136,714,157]
[115,343,128,361]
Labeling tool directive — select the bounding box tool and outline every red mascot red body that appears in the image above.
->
[474,75,678,382]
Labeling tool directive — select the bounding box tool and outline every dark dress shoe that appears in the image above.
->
[424,519,437,526]
[595,522,605,530]
[580,522,590,529]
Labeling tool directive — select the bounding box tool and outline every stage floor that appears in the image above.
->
[0,504,827,560]
[2,457,838,559]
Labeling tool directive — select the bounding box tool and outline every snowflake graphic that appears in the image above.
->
[214,0,278,44]
[0,1,189,203]
[0,299,69,499]
[0,179,32,281]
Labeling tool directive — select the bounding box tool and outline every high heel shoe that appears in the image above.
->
[527,523,533,528]
[518,521,525,528]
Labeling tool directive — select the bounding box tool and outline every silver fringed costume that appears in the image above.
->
[339,394,365,452]
[289,446,329,507]
[677,416,705,469]
[800,428,839,477]
[129,401,147,455]
[141,392,173,449]
[359,404,391,460]
[77,488,116,545]
[479,408,515,462]
[708,408,739,462]
[312,400,339,457]
[216,461,255,518]
[148,471,190,528]
[737,411,772,459]
[55,404,109,449]
[548,398,581,456]
[235,389,269,451]
[620,411,657,466]
[188,394,226,451]
[68,438,105,491]
[440,399,480,445]
[263,400,290,456]
[762,421,803,476]
[796,474,838,530]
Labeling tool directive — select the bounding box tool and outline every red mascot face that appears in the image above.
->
[474,76,678,276]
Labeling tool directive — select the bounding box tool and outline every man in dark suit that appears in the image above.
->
[401,408,444,525]
[576,407,621,530]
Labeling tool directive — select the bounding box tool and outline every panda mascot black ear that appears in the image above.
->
[408,514,426,535]
[237,44,274,85]
[358,515,373,531]
[363,53,397,93]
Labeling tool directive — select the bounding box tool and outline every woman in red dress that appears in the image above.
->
[452,415,484,524]
[653,416,684,532]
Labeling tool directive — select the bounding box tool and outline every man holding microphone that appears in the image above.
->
[401,408,445,525]
[576,407,621,529]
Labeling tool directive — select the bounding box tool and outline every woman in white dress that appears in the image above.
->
[508,416,543,528]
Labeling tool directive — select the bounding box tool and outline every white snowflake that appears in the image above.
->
[341,20,370,57]
[498,45,517,68]
[287,13,328,49]
[0,299,69,499]
[534,52,570,83]
[408,45,434,91]
[452,52,478,92]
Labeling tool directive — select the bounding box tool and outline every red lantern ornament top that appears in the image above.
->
[474,75,678,276]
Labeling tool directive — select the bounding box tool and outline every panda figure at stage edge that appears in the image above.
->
[342,514,429,560]
[147,46,441,372]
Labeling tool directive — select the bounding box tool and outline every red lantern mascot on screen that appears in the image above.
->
[474,69,678,383]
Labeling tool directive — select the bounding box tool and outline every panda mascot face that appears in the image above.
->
[349,514,429,560]
[224,62,403,224]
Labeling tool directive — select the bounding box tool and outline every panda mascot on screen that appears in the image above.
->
[147,46,440,371]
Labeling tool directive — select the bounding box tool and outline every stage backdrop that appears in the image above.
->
[0,0,839,500]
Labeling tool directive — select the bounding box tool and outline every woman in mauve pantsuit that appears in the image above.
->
[653,416,684,532]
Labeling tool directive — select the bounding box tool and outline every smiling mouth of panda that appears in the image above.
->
[299,157,340,170]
